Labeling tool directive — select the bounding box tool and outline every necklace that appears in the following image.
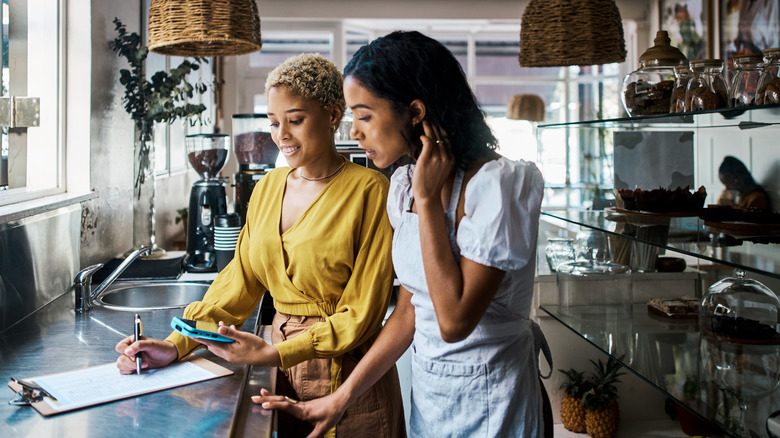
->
[299,161,346,181]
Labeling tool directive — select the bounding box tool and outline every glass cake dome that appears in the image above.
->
[699,269,780,436]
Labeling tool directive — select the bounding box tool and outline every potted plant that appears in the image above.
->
[109,17,212,252]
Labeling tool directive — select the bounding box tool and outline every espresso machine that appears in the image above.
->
[184,134,230,272]
[232,114,279,224]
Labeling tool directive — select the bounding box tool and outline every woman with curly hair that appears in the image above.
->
[257,31,552,438]
[115,53,405,437]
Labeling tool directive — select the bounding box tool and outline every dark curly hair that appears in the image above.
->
[344,31,497,171]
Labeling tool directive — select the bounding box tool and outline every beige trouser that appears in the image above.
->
[272,312,406,438]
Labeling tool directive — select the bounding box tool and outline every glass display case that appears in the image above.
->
[538,104,780,437]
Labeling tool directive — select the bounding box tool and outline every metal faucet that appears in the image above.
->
[74,245,153,312]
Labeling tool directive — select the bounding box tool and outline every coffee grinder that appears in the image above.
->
[232,114,279,224]
[184,134,230,272]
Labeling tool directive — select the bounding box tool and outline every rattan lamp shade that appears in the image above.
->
[519,0,626,67]
[148,0,262,57]
[506,94,545,122]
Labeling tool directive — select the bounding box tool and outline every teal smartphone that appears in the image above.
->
[171,316,235,343]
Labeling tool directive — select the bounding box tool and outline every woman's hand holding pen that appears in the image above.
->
[197,323,282,368]
[413,119,454,206]
[115,336,178,375]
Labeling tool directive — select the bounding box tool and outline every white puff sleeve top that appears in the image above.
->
[388,157,544,321]
[457,157,544,272]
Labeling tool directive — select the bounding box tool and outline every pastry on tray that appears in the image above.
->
[616,186,706,214]
[647,296,700,319]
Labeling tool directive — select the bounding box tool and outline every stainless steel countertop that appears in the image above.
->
[0,287,274,437]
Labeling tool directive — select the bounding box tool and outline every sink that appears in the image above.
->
[95,281,211,311]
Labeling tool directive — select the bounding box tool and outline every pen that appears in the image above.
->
[134,313,143,375]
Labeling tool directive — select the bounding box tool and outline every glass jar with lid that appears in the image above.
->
[757,47,780,105]
[699,269,780,434]
[545,237,575,272]
[730,53,764,107]
[556,260,632,318]
[621,31,687,117]
[670,65,693,113]
[685,59,729,111]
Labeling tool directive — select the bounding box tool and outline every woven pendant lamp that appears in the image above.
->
[519,0,626,67]
[148,0,262,57]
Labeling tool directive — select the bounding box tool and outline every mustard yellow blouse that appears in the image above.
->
[165,160,394,372]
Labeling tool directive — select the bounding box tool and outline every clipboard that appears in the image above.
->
[7,355,232,416]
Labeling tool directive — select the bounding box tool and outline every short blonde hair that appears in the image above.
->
[265,53,345,114]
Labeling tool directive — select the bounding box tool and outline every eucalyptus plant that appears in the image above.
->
[109,17,211,190]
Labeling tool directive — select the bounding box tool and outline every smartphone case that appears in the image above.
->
[171,316,235,343]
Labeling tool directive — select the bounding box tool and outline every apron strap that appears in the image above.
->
[532,321,553,379]
[445,170,465,255]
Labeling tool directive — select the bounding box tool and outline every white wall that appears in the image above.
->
[78,1,201,264]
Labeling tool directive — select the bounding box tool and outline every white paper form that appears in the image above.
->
[27,358,230,412]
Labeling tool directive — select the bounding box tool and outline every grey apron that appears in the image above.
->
[392,169,551,438]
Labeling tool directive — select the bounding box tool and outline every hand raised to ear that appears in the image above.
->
[413,119,454,205]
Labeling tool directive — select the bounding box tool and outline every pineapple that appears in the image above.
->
[582,357,625,438]
[558,368,590,433]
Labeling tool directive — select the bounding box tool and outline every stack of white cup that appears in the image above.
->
[214,213,241,271]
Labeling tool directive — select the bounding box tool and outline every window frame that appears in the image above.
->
[0,0,67,208]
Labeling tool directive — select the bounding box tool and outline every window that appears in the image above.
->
[438,28,624,205]
[0,0,64,205]
[235,19,629,207]
[1,1,8,188]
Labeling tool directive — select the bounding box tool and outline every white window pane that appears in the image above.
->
[1,1,8,189]
[23,0,60,190]
[488,117,538,163]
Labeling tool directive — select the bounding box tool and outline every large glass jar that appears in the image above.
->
[545,237,575,272]
[556,260,632,319]
[730,53,764,107]
[685,59,729,111]
[621,31,687,117]
[757,48,780,105]
[670,65,692,113]
[699,270,780,434]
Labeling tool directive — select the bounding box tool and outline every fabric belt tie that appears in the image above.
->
[287,292,342,438]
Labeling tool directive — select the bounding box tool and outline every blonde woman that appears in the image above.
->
[116,54,405,437]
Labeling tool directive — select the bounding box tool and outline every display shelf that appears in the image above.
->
[541,304,777,438]
[539,104,780,438]
[538,103,780,129]
[542,209,780,281]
